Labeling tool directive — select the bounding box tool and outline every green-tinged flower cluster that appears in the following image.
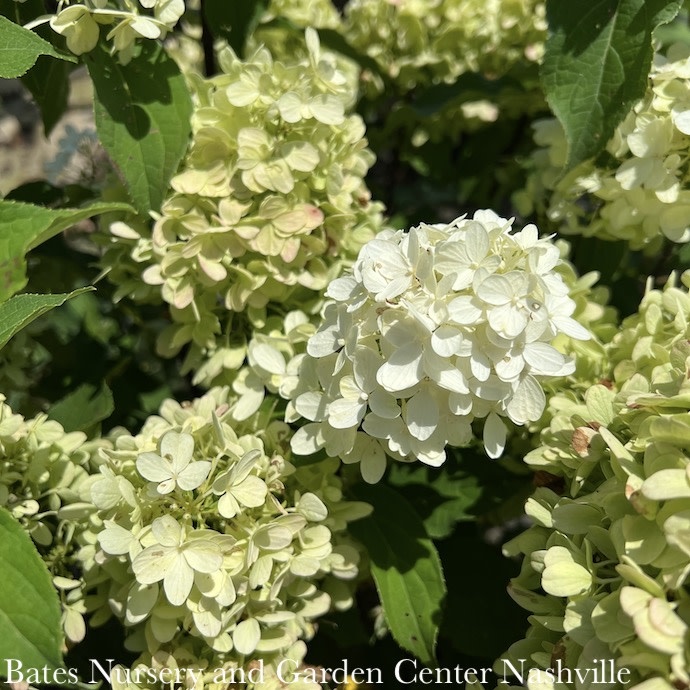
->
[0,394,98,645]
[101,29,383,381]
[345,0,545,90]
[516,45,690,249]
[501,272,690,690]
[81,387,369,670]
[47,0,184,63]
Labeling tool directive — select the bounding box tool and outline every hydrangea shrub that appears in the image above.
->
[1,0,690,686]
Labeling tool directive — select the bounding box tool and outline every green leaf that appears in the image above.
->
[0,288,93,350]
[21,55,71,136]
[203,0,269,58]
[542,0,682,169]
[48,382,114,432]
[388,464,482,540]
[0,200,132,302]
[349,484,446,665]
[0,506,63,670]
[84,41,193,215]
[0,14,74,78]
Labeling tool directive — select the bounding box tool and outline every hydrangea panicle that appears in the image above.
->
[288,211,591,482]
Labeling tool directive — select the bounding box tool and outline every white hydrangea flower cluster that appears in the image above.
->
[0,394,100,645]
[343,0,546,94]
[102,29,383,380]
[502,272,690,690]
[46,0,185,63]
[81,387,369,664]
[516,44,690,249]
[286,211,591,483]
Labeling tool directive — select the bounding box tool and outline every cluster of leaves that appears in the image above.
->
[1,1,690,689]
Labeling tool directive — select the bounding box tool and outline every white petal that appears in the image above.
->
[250,343,286,375]
[507,375,546,424]
[483,412,507,459]
[368,389,401,418]
[290,423,324,455]
[477,275,512,305]
[523,342,571,376]
[552,315,591,340]
[431,325,464,357]
[376,342,423,392]
[448,296,483,324]
[328,398,366,429]
[404,389,439,441]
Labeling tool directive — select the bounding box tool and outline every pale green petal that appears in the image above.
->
[233,618,261,655]
[177,461,211,491]
[183,541,223,574]
[132,546,177,585]
[136,451,170,483]
[233,475,268,508]
[151,515,182,547]
[163,555,194,606]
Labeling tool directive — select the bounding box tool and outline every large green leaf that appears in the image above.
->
[203,0,268,58]
[0,200,132,302]
[542,0,682,169]
[0,14,74,78]
[48,382,114,433]
[350,484,446,665]
[0,507,63,670]
[84,41,193,215]
[0,288,93,350]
